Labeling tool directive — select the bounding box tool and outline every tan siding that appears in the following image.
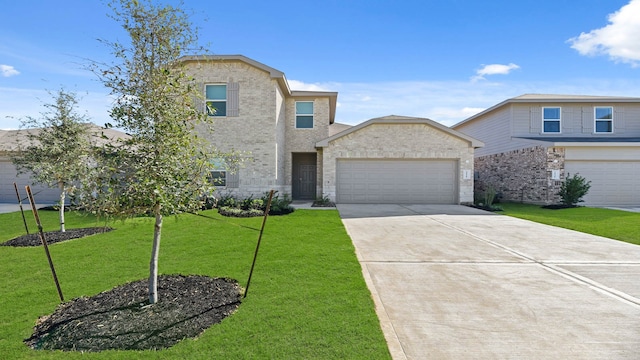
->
[581,106,594,133]
[511,104,531,134]
[624,105,640,133]
[456,106,530,156]
[528,106,542,134]
[565,146,640,161]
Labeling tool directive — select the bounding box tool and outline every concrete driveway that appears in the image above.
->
[338,204,640,359]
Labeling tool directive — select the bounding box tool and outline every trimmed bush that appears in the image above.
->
[558,173,591,206]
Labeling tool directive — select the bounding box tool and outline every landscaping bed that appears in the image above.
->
[1,227,113,247]
[25,275,241,352]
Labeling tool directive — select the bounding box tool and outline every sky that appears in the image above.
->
[1,0,640,129]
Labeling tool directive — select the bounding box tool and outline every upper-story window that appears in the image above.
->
[206,84,227,116]
[594,106,613,133]
[295,101,314,129]
[542,107,561,133]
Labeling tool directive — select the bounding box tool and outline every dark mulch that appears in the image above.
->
[25,275,242,352]
[1,227,113,247]
[466,204,503,212]
[541,204,579,210]
[312,201,336,208]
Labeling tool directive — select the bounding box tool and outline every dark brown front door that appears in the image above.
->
[292,153,317,200]
[298,164,316,199]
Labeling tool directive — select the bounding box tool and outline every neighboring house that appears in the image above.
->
[0,124,129,204]
[181,55,482,204]
[452,94,640,206]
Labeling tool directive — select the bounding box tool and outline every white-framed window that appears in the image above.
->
[542,107,561,133]
[205,84,227,116]
[209,157,239,188]
[295,101,314,129]
[594,106,613,133]
[210,170,227,187]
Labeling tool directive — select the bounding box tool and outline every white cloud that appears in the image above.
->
[568,0,640,66]
[288,79,333,91]
[471,63,520,81]
[0,64,20,77]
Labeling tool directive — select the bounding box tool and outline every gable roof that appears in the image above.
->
[453,93,640,129]
[316,115,484,148]
[178,54,338,123]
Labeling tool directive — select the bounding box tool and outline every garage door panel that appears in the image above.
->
[565,161,640,205]
[336,159,457,204]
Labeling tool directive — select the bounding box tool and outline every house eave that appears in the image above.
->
[316,115,484,148]
[292,90,338,124]
[179,55,338,124]
[453,93,640,129]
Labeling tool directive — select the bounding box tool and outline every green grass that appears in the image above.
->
[0,209,390,359]
[499,202,640,245]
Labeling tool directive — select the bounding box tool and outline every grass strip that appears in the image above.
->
[500,202,640,245]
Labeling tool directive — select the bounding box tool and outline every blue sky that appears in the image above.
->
[1,0,640,129]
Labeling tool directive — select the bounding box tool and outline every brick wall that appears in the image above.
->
[474,146,565,204]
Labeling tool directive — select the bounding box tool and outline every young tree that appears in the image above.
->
[12,89,92,232]
[86,0,215,304]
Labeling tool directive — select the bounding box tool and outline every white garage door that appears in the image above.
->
[565,161,640,205]
[336,159,457,204]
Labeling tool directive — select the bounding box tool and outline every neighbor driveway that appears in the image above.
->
[338,204,640,359]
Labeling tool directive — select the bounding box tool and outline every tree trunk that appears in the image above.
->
[149,205,162,304]
[58,182,66,232]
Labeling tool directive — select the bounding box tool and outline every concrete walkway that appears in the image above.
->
[337,204,640,359]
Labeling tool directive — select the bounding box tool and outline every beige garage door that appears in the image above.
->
[565,161,640,205]
[336,159,457,204]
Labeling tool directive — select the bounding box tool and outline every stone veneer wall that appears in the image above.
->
[474,146,565,204]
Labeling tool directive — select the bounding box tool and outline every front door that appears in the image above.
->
[292,153,317,200]
[298,164,316,199]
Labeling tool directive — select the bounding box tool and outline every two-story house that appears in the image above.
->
[0,55,481,205]
[180,55,481,204]
[453,94,640,206]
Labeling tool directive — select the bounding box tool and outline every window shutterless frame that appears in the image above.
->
[295,101,314,129]
[542,107,561,133]
[205,84,227,116]
[594,106,613,133]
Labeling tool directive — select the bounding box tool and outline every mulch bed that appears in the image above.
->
[24,275,242,352]
[1,227,113,247]
[541,204,579,210]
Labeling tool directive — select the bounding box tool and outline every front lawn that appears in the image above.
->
[0,209,390,359]
[499,202,640,245]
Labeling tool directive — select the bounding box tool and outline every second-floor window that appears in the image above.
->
[594,106,613,133]
[206,84,227,116]
[542,107,561,133]
[296,101,314,129]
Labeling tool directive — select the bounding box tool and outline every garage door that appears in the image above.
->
[0,160,60,203]
[565,161,640,205]
[336,159,457,204]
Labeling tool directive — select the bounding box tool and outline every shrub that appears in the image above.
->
[218,206,264,218]
[214,192,294,217]
[313,194,335,207]
[217,194,237,208]
[558,173,591,206]
[200,195,217,210]
[262,191,294,215]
